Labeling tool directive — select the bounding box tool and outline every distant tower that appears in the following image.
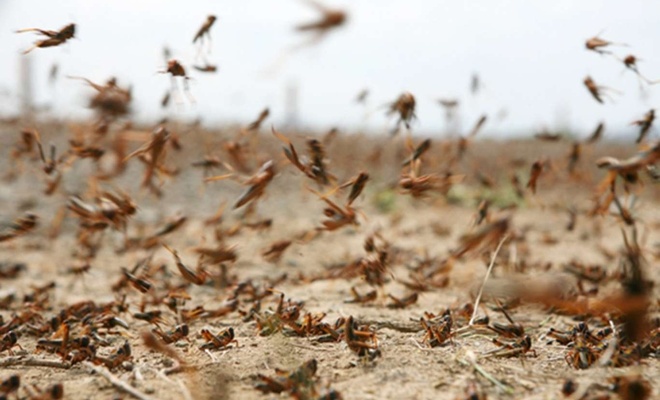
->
[284,80,299,130]
[19,54,34,119]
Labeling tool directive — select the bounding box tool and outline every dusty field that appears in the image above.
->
[0,121,658,400]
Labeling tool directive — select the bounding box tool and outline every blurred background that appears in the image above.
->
[0,0,659,137]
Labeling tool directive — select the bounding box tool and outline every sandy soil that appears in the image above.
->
[0,122,658,400]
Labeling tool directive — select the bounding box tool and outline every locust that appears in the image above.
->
[246,108,270,132]
[206,160,276,209]
[193,15,217,48]
[586,121,605,143]
[272,127,334,186]
[160,60,195,103]
[526,159,544,194]
[584,76,617,104]
[164,244,207,285]
[401,139,431,167]
[631,109,655,143]
[296,0,347,48]
[585,34,626,55]
[387,92,416,133]
[0,212,38,242]
[309,187,359,231]
[192,63,218,73]
[262,240,293,263]
[17,23,75,54]
[0,375,20,396]
[199,327,237,350]
[123,126,172,195]
[152,324,189,344]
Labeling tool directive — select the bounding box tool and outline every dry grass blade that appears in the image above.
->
[83,361,156,400]
[469,234,509,326]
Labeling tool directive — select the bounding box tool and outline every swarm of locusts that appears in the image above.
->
[2,7,660,400]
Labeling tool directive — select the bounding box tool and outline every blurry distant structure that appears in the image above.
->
[284,80,300,129]
[19,55,34,119]
[437,98,460,136]
[470,73,481,96]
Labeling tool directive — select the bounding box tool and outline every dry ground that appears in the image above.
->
[0,121,658,399]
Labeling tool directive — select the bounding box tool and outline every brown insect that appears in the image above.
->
[94,341,132,370]
[164,244,207,285]
[24,383,64,400]
[207,160,276,209]
[487,303,525,339]
[401,138,431,167]
[246,108,270,132]
[152,324,189,344]
[609,376,652,400]
[561,379,578,397]
[69,76,132,118]
[338,171,369,206]
[296,1,347,35]
[631,109,655,143]
[420,311,453,347]
[192,63,218,73]
[141,330,184,366]
[583,76,617,104]
[193,243,238,265]
[386,293,418,309]
[123,126,172,194]
[400,162,463,198]
[585,34,624,55]
[16,23,75,54]
[244,218,273,231]
[67,262,91,277]
[534,131,562,141]
[133,311,166,329]
[487,335,536,358]
[468,114,488,138]
[255,359,318,396]
[564,335,598,369]
[619,54,653,87]
[0,374,20,396]
[120,267,153,293]
[586,121,605,143]
[0,212,38,242]
[310,187,359,231]
[68,189,136,232]
[272,128,334,186]
[567,141,581,174]
[160,60,194,103]
[0,331,22,355]
[200,327,237,350]
[452,216,509,259]
[344,287,377,304]
[595,141,660,195]
[193,15,217,46]
[0,262,26,279]
[28,129,59,175]
[474,199,490,226]
[387,92,416,132]
[262,240,293,263]
[125,214,188,250]
[344,316,380,359]
[192,155,226,177]
[526,159,544,194]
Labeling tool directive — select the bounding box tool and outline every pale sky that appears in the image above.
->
[0,0,659,138]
